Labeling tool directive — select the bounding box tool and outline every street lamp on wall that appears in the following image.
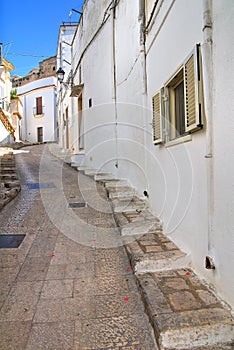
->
[56,67,65,83]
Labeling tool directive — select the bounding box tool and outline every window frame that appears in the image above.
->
[152,44,203,145]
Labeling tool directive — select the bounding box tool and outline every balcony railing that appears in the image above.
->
[33,106,45,117]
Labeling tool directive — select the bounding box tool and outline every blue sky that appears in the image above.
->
[1,0,84,77]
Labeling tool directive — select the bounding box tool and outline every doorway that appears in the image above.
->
[65,107,69,149]
[78,94,84,150]
[37,127,43,142]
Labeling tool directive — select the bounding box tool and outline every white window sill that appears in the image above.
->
[34,114,44,119]
[165,134,192,148]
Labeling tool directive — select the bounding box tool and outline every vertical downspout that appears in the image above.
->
[202,0,214,256]
[112,1,119,169]
[24,95,27,141]
[139,0,148,185]
[139,0,147,95]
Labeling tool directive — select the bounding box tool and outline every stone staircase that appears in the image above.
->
[0,107,15,140]
[53,149,234,350]
[0,150,20,210]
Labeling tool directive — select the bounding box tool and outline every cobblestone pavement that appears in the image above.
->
[0,144,158,350]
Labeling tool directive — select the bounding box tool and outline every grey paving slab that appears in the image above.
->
[34,297,95,322]
[40,279,74,299]
[75,315,157,349]
[0,321,32,350]
[0,281,43,322]
[26,321,75,350]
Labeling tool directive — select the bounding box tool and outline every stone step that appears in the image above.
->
[107,186,135,199]
[64,158,71,164]
[121,218,162,236]
[0,174,18,180]
[94,173,115,181]
[111,197,147,213]
[125,234,191,274]
[3,180,20,188]
[136,270,234,349]
[71,162,80,168]
[105,179,129,189]
[84,169,98,176]
[0,167,16,174]
[0,161,14,166]
[76,165,89,172]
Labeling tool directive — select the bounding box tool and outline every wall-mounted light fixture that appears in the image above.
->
[56,67,65,83]
[56,67,83,96]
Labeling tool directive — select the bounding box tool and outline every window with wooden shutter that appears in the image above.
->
[184,44,203,132]
[36,97,42,115]
[152,91,163,144]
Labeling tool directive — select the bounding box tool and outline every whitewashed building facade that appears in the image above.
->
[16,76,57,143]
[56,0,234,309]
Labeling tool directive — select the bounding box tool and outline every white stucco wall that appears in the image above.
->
[56,25,77,150]
[210,0,234,307]
[58,0,234,308]
[17,77,56,142]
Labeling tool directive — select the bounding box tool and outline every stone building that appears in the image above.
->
[12,56,57,88]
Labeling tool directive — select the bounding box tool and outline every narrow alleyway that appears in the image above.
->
[0,144,158,349]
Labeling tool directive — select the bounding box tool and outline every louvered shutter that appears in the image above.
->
[184,45,203,132]
[152,91,162,144]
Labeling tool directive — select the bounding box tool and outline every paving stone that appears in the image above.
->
[0,321,32,350]
[0,281,43,321]
[158,277,190,292]
[26,321,75,350]
[142,245,165,253]
[168,291,202,311]
[74,274,137,297]
[40,279,74,299]
[34,297,95,322]
[16,256,51,281]
[74,319,96,349]
[95,292,144,318]
[197,289,221,306]
[80,315,157,349]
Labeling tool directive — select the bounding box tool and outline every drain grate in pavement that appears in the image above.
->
[68,202,86,208]
[27,183,56,190]
[0,234,26,249]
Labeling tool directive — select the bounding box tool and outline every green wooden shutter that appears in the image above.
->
[184,44,203,132]
[152,91,162,144]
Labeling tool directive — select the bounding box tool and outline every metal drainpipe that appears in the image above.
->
[112,1,119,169]
[202,0,214,261]
[139,0,149,189]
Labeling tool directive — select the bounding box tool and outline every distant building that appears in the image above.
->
[56,23,77,150]
[16,56,57,143]
[12,56,57,88]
